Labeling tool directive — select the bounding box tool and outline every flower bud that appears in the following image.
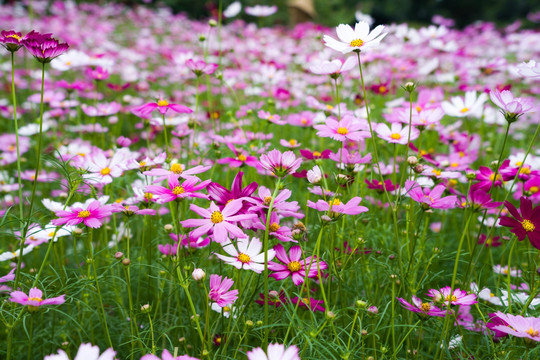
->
[256,320,263,326]
[192,268,206,281]
[73,228,83,236]
[368,306,378,315]
[356,300,367,308]
[402,81,417,93]
[164,224,174,233]
[141,304,151,313]
[208,19,217,27]
[466,171,477,180]
[325,310,336,321]
[114,252,124,259]
[407,156,418,166]
[122,258,131,266]
[245,320,254,327]
[413,164,424,173]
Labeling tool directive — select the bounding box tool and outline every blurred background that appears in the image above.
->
[124,0,536,28]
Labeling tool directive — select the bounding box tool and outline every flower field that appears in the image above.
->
[1,1,540,359]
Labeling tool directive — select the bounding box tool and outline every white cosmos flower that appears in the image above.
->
[441,91,487,118]
[323,21,387,54]
[224,1,241,18]
[214,237,275,273]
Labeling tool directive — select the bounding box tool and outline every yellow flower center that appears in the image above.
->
[170,163,183,174]
[328,199,342,206]
[139,161,147,167]
[526,327,539,337]
[269,222,280,232]
[313,151,322,157]
[172,186,185,195]
[7,34,22,41]
[460,107,469,113]
[450,162,459,168]
[379,86,387,93]
[522,219,535,232]
[520,167,531,175]
[211,211,224,224]
[237,253,251,264]
[78,210,91,218]
[263,196,273,206]
[390,133,402,140]
[48,231,55,237]
[287,261,302,272]
[300,118,308,124]
[489,173,502,182]
[237,154,247,162]
[445,295,458,302]
[289,139,297,146]
[28,297,43,302]
[448,179,458,187]
[144,192,153,200]
[337,127,348,135]
[432,169,442,176]
[420,303,431,312]
[350,39,364,47]
[326,104,334,110]
[490,293,495,297]
[100,167,111,175]
[157,99,169,107]
[415,105,422,112]
[530,186,539,194]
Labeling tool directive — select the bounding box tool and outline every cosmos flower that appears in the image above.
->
[307,197,368,217]
[51,200,114,229]
[375,122,419,145]
[186,59,219,77]
[247,343,301,360]
[404,180,457,210]
[0,30,28,52]
[145,175,211,203]
[516,60,540,78]
[44,343,116,360]
[181,200,257,243]
[309,57,357,77]
[245,5,277,17]
[426,286,477,306]
[499,197,540,249]
[489,88,536,123]
[314,116,370,142]
[397,295,447,318]
[9,287,65,310]
[268,244,326,286]
[215,237,275,273]
[323,21,387,54]
[209,274,239,307]
[22,32,69,63]
[132,97,192,118]
[441,91,487,118]
[259,150,302,178]
[140,349,199,360]
[291,297,326,313]
[490,312,540,342]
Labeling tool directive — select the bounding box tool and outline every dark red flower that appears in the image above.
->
[499,197,540,249]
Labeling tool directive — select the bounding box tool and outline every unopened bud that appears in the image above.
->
[368,306,378,315]
[466,172,476,180]
[115,252,124,259]
[141,304,151,313]
[402,81,417,93]
[245,320,254,327]
[192,268,206,281]
[208,19,217,27]
[256,320,263,326]
[73,228,83,236]
[122,258,131,266]
[325,310,336,320]
[413,164,424,173]
[164,224,174,233]
[356,300,367,308]
[407,156,418,166]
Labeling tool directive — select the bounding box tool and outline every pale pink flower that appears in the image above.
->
[375,122,419,145]
[309,57,356,76]
[44,343,116,360]
[247,343,301,360]
[491,312,540,342]
[259,150,302,177]
[209,274,238,307]
[9,287,65,309]
[489,88,535,122]
[141,349,199,360]
[516,60,540,78]
[132,97,192,118]
[245,5,277,17]
[314,116,370,142]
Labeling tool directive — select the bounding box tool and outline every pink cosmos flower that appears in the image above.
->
[0,30,28,52]
[209,274,239,307]
[44,343,116,360]
[375,122,419,145]
[145,175,210,203]
[291,297,325,313]
[82,149,131,185]
[397,295,447,318]
[246,187,303,218]
[499,197,540,249]
[141,349,199,360]
[491,312,540,342]
[314,116,370,142]
[181,200,257,243]
[9,287,65,310]
[309,57,357,77]
[489,88,535,122]
[258,110,286,125]
[471,163,511,192]
[426,286,477,306]
[1,268,15,283]
[186,59,219,76]
[215,237,275,273]
[111,204,156,217]
[51,200,114,228]
[307,197,369,217]
[259,150,302,177]
[516,60,540,78]
[23,32,69,63]
[132,98,192,118]
[252,212,295,243]
[268,244,327,286]
[404,180,457,210]
[323,21,387,54]
[247,343,300,360]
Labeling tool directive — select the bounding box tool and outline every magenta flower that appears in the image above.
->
[253,212,295,242]
[186,59,218,77]
[132,97,192,118]
[145,175,210,203]
[397,295,447,318]
[499,197,540,249]
[181,200,257,243]
[489,88,535,123]
[471,164,511,192]
[9,287,65,310]
[51,200,113,228]
[490,311,540,342]
[404,180,457,210]
[141,349,199,360]
[0,30,28,52]
[207,171,258,208]
[268,244,326,286]
[209,274,239,307]
[459,189,503,211]
[23,32,69,63]
[259,149,302,177]
[307,197,368,217]
[426,286,477,306]
[291,297,326,313]
[247,343,300,360]
[314,116,370,142]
